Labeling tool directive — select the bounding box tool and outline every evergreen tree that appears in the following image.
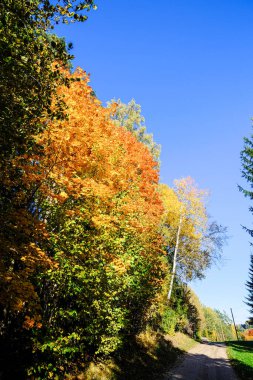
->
[240,131,253,323]
[245,254,253,323]
[240,132,253,236]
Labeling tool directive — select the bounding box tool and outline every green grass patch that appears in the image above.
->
[226,340,253,380]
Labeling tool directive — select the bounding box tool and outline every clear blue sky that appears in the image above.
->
[56,0,253,323]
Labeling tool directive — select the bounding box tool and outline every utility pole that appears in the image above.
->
[230,308,239,341]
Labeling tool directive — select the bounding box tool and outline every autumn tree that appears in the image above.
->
[202,307,235,341]
[21,69,166,377]
[159,280,205,337]
[0,2,96,377]
[186,288,205,338]
[160,178,226,300]
[108,98,161,162]
[0,0,96,162]
[0,0,96,314]
[160,178,208,300]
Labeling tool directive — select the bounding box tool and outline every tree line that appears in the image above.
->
[0,1,227,378]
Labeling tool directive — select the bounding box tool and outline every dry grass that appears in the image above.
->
[77,330,197,380]
[78,361,119,380]
[166,332,198,352]
[136,327,160,358]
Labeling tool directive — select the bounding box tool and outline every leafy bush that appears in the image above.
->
[160,308,178,335]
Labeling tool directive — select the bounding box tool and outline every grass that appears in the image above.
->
[166,331,198,352]
[226,340,253,380]
[81,331,197,380]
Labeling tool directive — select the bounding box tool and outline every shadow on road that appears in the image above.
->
[165,343,238,380]
[111,334,185,380]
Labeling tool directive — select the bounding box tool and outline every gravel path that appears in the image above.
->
[164,342,238,380]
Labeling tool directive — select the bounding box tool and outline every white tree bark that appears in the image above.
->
[167,214,182,300]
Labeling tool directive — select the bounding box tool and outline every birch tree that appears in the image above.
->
[160,177,208,300]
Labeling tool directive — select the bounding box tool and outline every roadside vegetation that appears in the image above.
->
[68,288,235,380]
[0,1,232,379]
[226,341,253,380]
[83,331,197,380]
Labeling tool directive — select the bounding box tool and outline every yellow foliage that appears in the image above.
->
[137,327,159,353]
[80,361,119,380]
[160,177,209,282]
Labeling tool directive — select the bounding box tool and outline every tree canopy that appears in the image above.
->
[0,2,227,377]
[108,98,161,163]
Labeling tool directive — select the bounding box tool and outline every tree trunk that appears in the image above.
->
[167,214,182,300]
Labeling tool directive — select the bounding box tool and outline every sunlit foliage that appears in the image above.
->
[20,69,166,377]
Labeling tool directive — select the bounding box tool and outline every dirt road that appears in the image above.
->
[164,342,238,380]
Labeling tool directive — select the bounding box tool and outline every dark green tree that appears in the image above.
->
[245,254,253,323]
[239,132,253,236]
[240,131,253,323]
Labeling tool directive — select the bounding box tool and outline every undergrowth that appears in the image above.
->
[80,330,197,380]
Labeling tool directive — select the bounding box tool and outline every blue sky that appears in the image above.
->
[56,0,253,323]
